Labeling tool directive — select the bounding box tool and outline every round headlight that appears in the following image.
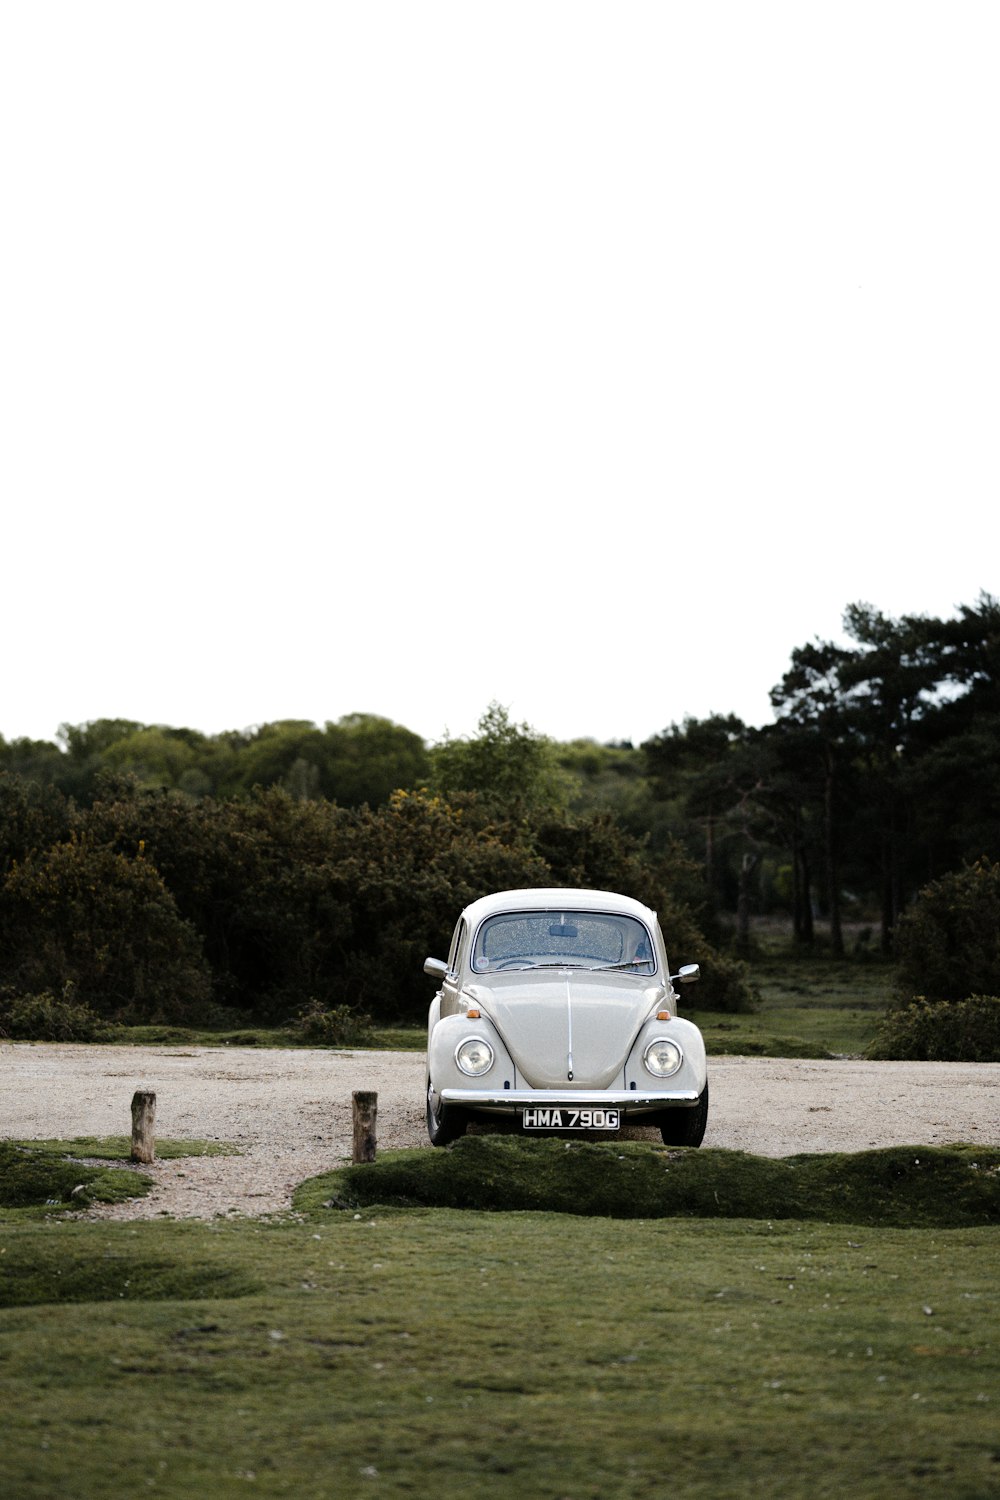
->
[456,1037,494,1077]
[643,1037,683,1078]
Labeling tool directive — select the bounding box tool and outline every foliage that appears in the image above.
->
[222,714,429,805]
[430,701,571,813]
[321,788,552,1019]
[81,785,357,1019]
[6,594,1000,1031]
[0,1141,151,1212]
[893,857,1000,1003]
[868,995,1000,1062]
[0,769,756,1030]
[292,998,375,1047]
[0,772,73,875]
[0,836,212,1022]
[4,713,431,808]
[303,1136,1000,1226]
[529,810,757,1011]
[0,983,112,1042]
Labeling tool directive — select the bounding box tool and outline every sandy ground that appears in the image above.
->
[3,1041,999,1220]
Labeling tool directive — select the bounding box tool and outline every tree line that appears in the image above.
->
[0,770,751,1038]
[644,593,1000,954]
[4,595,999,954]
[2,590,999,1040]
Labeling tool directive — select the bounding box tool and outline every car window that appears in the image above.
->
[472,910,655,973]
[447,918,466,975]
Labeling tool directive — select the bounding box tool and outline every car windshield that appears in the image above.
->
[472,910,655,974]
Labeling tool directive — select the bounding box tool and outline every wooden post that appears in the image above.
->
[130,1089,157,1164]
[352,1090,377,1163]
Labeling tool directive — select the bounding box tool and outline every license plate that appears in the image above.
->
[522,1107,620,1130]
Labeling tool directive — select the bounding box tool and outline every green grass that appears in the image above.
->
[294,1135,1000,1228]
[688,946,896,1058]
[1,1207,997,1499]
[368,1026,426,1050]
[22,1137,241,1162]
[75,1023,427,1051]
[4,938,991,1495]
[0,1139,239,1221]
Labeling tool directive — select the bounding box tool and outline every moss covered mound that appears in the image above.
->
[297,1135,1000,1227]
[0,1140,153,1212]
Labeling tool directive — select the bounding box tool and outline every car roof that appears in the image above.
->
[459,887,658,927]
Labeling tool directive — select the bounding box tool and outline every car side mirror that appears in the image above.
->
[424,957,448,980]
[670,963,700,984]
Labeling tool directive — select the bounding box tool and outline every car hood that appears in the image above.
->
[465,969,667,1089]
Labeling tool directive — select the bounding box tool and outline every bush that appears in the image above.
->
[894,857,1000,1003]
[0,837,212,1022]
[868,994,1000,1061]
[0,984,112,1042]
[292,998,374,1048]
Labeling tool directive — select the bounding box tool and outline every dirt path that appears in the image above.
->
[3,1042,998,1220]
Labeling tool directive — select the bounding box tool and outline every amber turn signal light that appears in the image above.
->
[656,1010,671,1020]
[466,1008,481,1019]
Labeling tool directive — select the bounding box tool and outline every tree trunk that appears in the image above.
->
[736,852,760,951]
[824,747,844,957]
[798,845,815,944]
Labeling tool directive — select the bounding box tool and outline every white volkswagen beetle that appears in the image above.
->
[424,887,708,1147]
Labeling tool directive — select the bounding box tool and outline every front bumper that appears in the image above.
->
[440,1087,701,1110]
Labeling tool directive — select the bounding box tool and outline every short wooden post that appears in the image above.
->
[131,1090,157,1164]
[352,1090,377,1163]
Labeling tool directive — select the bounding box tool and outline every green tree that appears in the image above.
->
[0,735,66,785]
[216,715,429,807]
[81,784,356,1018]
[770,643,855,952]
[557,738,657,841]
[431,702,571,815]
[0,837,212,1021]
[0,773,73,877]
[893,858,1000,1004]
[319,714,430,806]
[98,725,213,794]
[322,789,551,1020]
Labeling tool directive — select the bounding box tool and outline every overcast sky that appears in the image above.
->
[3,3,997,751]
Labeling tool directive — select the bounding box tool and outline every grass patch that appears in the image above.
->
[0,1139,240,1220]
[0,1141,153,1215]
[369,1026,426,1050]
[22,1136,240,1161]
[691,945,897,1058]
[0,1212,996,1498]
[0,1237,259,1308]
[91,1023,423,1050]
[295,1136,1000,1228]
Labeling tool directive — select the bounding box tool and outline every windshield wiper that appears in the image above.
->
[589,959,653,972]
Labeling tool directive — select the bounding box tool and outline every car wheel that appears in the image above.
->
[657,1083,708,1147]
[426,1077,469,1147]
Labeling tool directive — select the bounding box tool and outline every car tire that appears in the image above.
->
[426,1077,469,1147]
[656,1083,708,1147]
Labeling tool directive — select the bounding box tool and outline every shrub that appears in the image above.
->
[0,837,212,1022]
[293,998,374,1048]
[0,984,112,1042]
[868,994,1000,1061]
[894,857,1000,1003]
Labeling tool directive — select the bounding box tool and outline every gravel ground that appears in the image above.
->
[3,1041,999,1220]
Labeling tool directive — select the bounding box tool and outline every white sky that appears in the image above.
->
[3,3,998,751]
